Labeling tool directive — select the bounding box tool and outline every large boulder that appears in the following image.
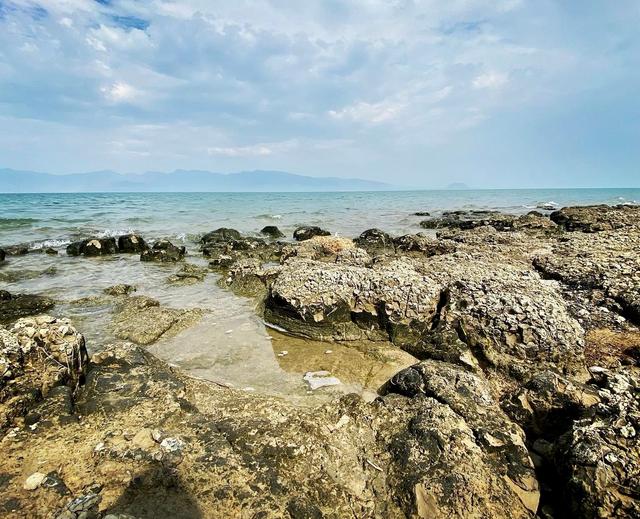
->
[293,226,331,241]
[66,238,118,257]
[117,233,148,253]
[0,316,88,431]
[0,291,55,325]
[265,258,442,342]
[140,240,185,262]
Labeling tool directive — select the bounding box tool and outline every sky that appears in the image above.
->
[0,0,638,188]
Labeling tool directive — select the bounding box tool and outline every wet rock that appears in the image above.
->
[293,226,331,241]
[4,244,29,256]
[260,225,284,239]
[0,248,5,262]
[66,237,118,257]
[550,204,640,232]
[421,211,554,233]
[118,234,148,253]
[414,211,430,216]
[103,284,137,296]
[201,227,242,244]
[203,234,281,272]
[0,292,55,325]
[43,247,58,255]
[354,228,394,253]
[223,258,282,297]
[111,296,203,345]
[140,240,185,263]
[555,366,640,518]
[167,264,208,284]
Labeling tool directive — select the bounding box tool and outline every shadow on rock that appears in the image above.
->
[103,465,203,519]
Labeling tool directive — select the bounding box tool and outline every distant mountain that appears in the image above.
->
[446,182,470,190]
[0,169,393,193]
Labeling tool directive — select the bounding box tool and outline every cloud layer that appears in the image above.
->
[0,0,638,186]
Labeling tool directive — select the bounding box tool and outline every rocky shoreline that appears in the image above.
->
[0,204,639,518]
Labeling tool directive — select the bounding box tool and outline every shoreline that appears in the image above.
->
[0,203,639,518]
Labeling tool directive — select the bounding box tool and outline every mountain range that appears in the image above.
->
[0,169,393,193]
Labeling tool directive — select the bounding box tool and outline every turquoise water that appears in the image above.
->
[0,188,638,248]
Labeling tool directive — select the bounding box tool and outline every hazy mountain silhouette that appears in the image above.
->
[0,169,392,193]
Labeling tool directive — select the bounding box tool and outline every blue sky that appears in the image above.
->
[0,0,638,188]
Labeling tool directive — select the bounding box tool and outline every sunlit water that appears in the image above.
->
[1,189,638,403]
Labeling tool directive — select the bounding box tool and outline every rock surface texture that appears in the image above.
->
[0,205,638,518]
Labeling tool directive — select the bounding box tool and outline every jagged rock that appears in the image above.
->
[354,228,394,253]
[533,231,640,323]
[265,258,442,342]
[382,360,540,517]
[66,237,118,256]
[223,258,282,297]
[260,225,284,239]
[281,236,356,263]
[203,235,278,270]
[118,234,148,253]
[0,292,55,325]
[140,240,185,262]
[111,296,203,345]
[0,316,87,431]
[200,227,242,244]
[293,226,331,241]
[421,254,586,381]
[550,204,640,232]
[555,366,640,518]
[54,492,102,519]
[103,284,136,296]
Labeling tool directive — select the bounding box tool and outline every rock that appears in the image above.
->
[0,316,88,431]
[353,228,394,253]
[23,472,46,490]
[550,204,640,232]
[117,234,148,253]
[167,263,208,284]
[420,211,554,233]
[103,284,136,296]
[0,292,55,325]
[293,226,331,241]
[54,493,102,519]
[140,240,185,262]
[111,296,203,345]
[4,244,30,255]
[555,366,640,518]
[414,211,430,216]
[260,225,284,239]
[201,227,242,244]
[265,258,442,343]
[393,234,456,256]
[43,247,58,255]
[0,248,5,262]
[66,237,118,257]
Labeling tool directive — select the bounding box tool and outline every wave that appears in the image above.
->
[30,239,72,249]
[254,213,282,220]
[0,217,38,229]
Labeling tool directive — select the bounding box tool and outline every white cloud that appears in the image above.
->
[101,82,139,103]
[472,72,509,89]
[329,100,406,124]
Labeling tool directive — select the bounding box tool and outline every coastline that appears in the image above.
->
[0,203,639,518]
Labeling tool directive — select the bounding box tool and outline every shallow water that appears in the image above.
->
[1,189,638,402]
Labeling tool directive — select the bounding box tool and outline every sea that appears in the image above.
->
[1,188,638,403]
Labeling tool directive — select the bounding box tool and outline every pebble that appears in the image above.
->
[277,350,288,357]
[24,472,46,490]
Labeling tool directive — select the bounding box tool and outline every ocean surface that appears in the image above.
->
[1,188,638,403]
